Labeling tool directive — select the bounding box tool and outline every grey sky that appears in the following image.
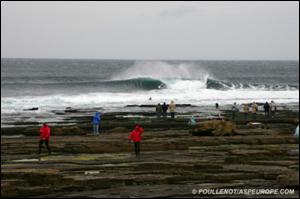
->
[1,1,299,60]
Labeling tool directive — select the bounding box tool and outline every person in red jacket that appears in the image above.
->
[38,123,51,155]
[128,125,144,157]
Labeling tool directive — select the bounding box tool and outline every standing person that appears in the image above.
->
[232,102,238,120]
[156,103,162,118]
[263,101,270,118]
[295,125,299,140]
[215,103,219,109]
[92,112,101,135]
[162,102,168,118]
[252,102,258,120]
[128,125,144,157]
[270,100,277,118]
[38,123,51,155]
[243,104,249,120]
[169,100,176,119]
[188,115,197,126]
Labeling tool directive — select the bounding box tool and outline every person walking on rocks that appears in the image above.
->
[263,101,270,118]
[188,115,197,126]
[92,112,101,135]
[295,125,299,140]
[215,103,219,109]
[162,102,168,118]
[252,102,258,120]
[38,123,51,155]
[232,102,238,120]
[243,104,249,120]
[270,100,277,118]
[128,125,144,157]
[169,100,176,119]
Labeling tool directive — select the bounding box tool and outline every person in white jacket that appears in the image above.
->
[295,125,299,139]
[169,101,176,119]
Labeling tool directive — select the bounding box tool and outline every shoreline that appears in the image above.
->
[1,101,299,129]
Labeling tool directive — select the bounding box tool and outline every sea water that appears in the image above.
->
[1,59,299,125]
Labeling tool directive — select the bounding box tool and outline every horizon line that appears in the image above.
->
[1,57,299,61]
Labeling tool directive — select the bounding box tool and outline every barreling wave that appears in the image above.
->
[110,61,299,91]
[102,78,167,90]
[1,77,167,91]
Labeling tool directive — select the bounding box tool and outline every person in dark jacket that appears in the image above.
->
[232,102,238,120]
[162,102,168,118]
[92,112,101,135]
[263,101,270,118]
[38,123,51,155]
[128,125,144,157]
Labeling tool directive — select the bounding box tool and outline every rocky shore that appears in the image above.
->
[1,105,299,198]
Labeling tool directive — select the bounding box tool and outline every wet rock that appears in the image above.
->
[276,171,299,188]
[106,127,129,134]
[1,180,18,198]
[52,126,87,136]
[126,104,193,108]
[1,108,299,198]
[65,107,78,113]
[190,120,236,136]
[23,107,39,111]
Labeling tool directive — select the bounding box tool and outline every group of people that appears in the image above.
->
[37,100,176,156]
[241,102,258,120]
[263,101,277,118]
[37,122,144,158]
[37,100,283,157]
[231,101,277,120]
[155,101,176,118]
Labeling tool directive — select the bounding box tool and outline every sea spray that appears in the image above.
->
[111,61,212,80]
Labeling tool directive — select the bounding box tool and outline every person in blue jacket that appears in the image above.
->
[92,112,101,135]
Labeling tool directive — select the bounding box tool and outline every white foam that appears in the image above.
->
[1,86,299,114]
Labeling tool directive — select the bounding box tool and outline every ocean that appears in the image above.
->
[1,58,299,116]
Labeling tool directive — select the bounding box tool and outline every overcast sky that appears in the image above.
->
[1,1,299,60]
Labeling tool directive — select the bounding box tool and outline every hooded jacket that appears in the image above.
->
[156,104,162,113]
[169,101,176,112]
[129,125,144,143]
[40,124,51,140]
[252,103,258,113]
[93,112,101,125]
[162,103,168,112]
[243,104,249,113]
